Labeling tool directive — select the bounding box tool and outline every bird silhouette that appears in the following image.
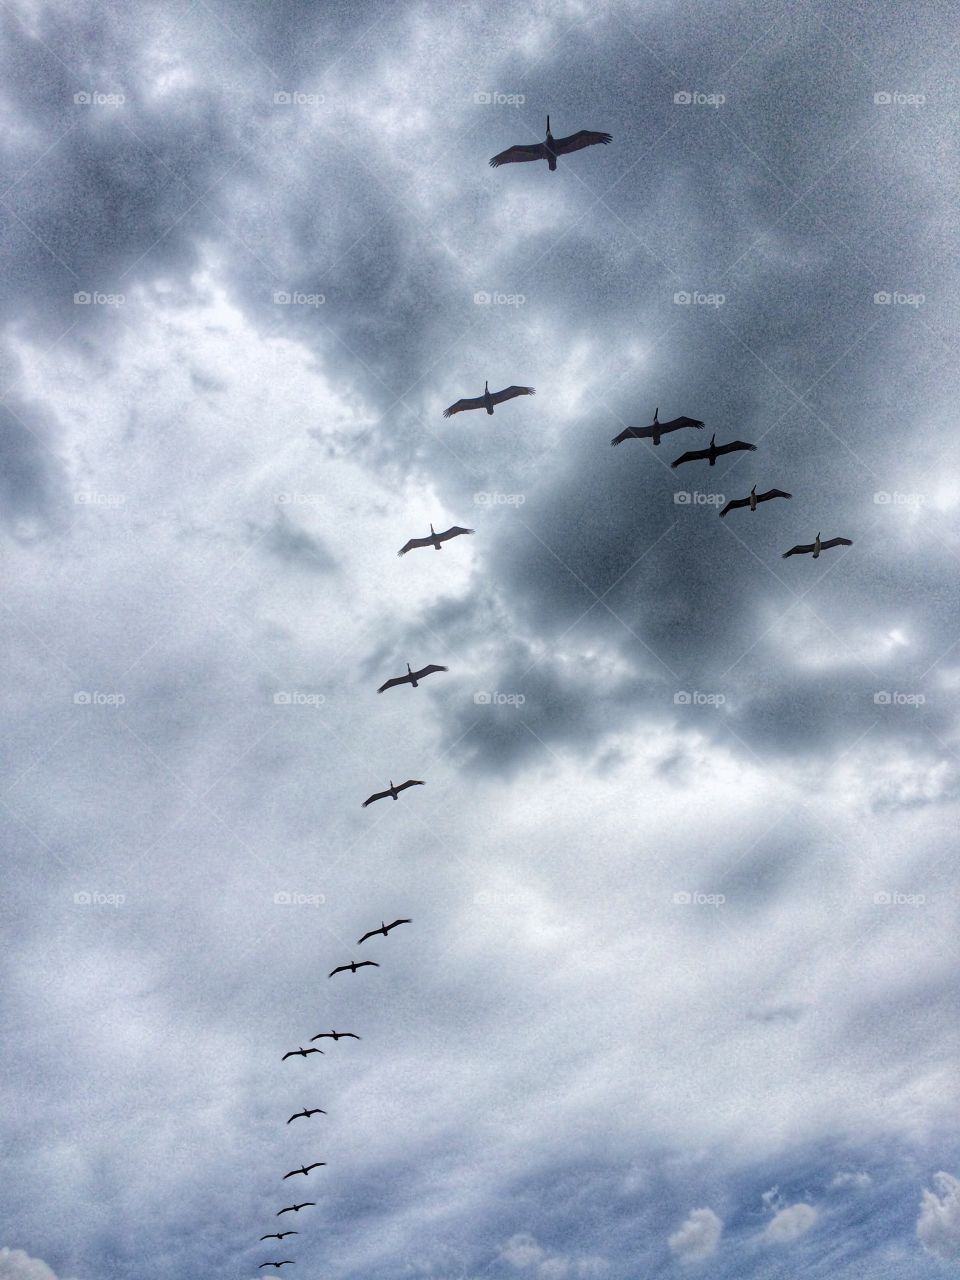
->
[310,1031,360,1042]
[287,1108,327,1123]
[362,779,424,808]
[328,960,380,979]
[378,663,448,694]
[611,408,704,447]
[443,381,535,417]
[398,525,474,556]
[782,533,853,559]
[282,1047,324,1061]
[357,918,412,945]
[283,1163,326,1180]
[490,116,612,170]
[277,1203,315,1217]
[719,485,791,518]
[672,433,757,468]
[260,1232,298,1242]
[258,1263,295,1270]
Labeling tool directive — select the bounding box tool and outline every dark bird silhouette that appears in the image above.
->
[283,1163,326,1180]
[782,533,853,559]
[398,524,474,557]
[378,663,448,694]
[443,381,535,418]
[260,1233,298,1242]
[490,115,612,170]
[329,960,380,978]
[719,485,792,518]
[258,1263,295,1270]
[287,1108,327,1123]
[282,1047,324,1061]
[362,779,424,807]
[611,407,704,447]
[671,433,757,468]
[357,918,412,945]
[310,1031,360,1042]
[277,1203,315,1217]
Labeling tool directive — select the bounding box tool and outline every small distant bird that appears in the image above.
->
[611,408,704,447]
[287,1108,327,1124]
[490,115,612,170]
[719,485,791,518]
[672,433,757,468]
[260,1233,298,1242]
[398,524,474,557]
[443,381,535,418]
[310,1031,360,1042]
[378,663,448,694]
[357,918,412,945]
[282,1047,324,1061]
[277,1203,315,1217]
[362,779,424,807]
[283,1163,326,1180]
[329,960,380,978]
[258,1262,295,1270]
[782,533,853,559]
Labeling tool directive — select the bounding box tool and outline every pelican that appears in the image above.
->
[310,1031,360,1042]
[398,525,474,556]
[378,663,448,694]
[283,1163,326,1180]
[671,433,757,468]
[357,918,411,945]
[260,1233,298,1242]
[490,116,612,170]
[719,485,791,518]
[258,1263,294,1270]
[282,1047,324,1061]
[329,960,380,978]
[277,1203,315,1217]
[782,533,853,559]
[611,408,704,447]
[287,1108,326,1123]
[443,382,535,418]
[362,779,424,807]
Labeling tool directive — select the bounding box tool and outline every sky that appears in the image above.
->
[1,0,960,1277]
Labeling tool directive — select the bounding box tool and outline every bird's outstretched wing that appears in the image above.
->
[282,1170,299,1180]
[416,664,448,680]
[610,425,647,446]
[444,396,485,417]
[715,440,757,456]
[305,1163,326,1172]
[386,917,412,931]
[358,961,380,969]
[377,675,408,694]
[489,142,546,167]
[397,536,429,557]
[437,526,474,543]
[759,488,791,502]
[820,537,853,550]
[782,543,815,558]
[489,385,535,406]
[362,789,389,808]
[261,1235,281,1242]
[328,963,351,977]
[719,497,749,518]
[357,928,380,945]
[662,415,704,431]
[671,448,708,468]
[395,779,425,794]
[552,129,613,155]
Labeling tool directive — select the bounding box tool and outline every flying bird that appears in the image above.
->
[277,1203,315,1217]
[258,1263,295,1270]
[287,1108,327,1123]
[282,1047,324,1061]
[378,663,448,694]
[782,533,853,559]
[361,779,424,807]
[283,1163,326,1180]
[443,381,535,418]
[398,524,474,557]
[610,408,704,447]
[490,115,612,170]
[671,433,757,468]
[260,1233,298,1242]
[719,485,792,518]
[329,960,380,978]
[357,918,412,945]
[310,1031,360,1042]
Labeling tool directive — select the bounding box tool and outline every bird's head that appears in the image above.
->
[750,484,757,494]
[546,115,551,135]
[429,523,435,534]
[484,380,489,393]
[653,406,659,422]
[710,433,716,445]
[406,663,412,673]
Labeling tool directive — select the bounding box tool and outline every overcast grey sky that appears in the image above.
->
[2,1,960,1278]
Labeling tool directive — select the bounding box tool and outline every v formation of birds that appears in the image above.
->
[254,114,854,1274]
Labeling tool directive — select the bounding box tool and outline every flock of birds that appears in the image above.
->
[252,112,854,1274]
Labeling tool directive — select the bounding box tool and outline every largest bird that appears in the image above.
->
[490,116,612,170]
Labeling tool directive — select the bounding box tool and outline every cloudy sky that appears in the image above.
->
[2,0,960,1277]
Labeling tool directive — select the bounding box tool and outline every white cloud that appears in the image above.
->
[831,1172,873,1191]
[500,1236,605,1279]
[0,1249,68,1280]
[667,1208,724,1264]
[917,1172,960,1261]
[763,1204,819,1244]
